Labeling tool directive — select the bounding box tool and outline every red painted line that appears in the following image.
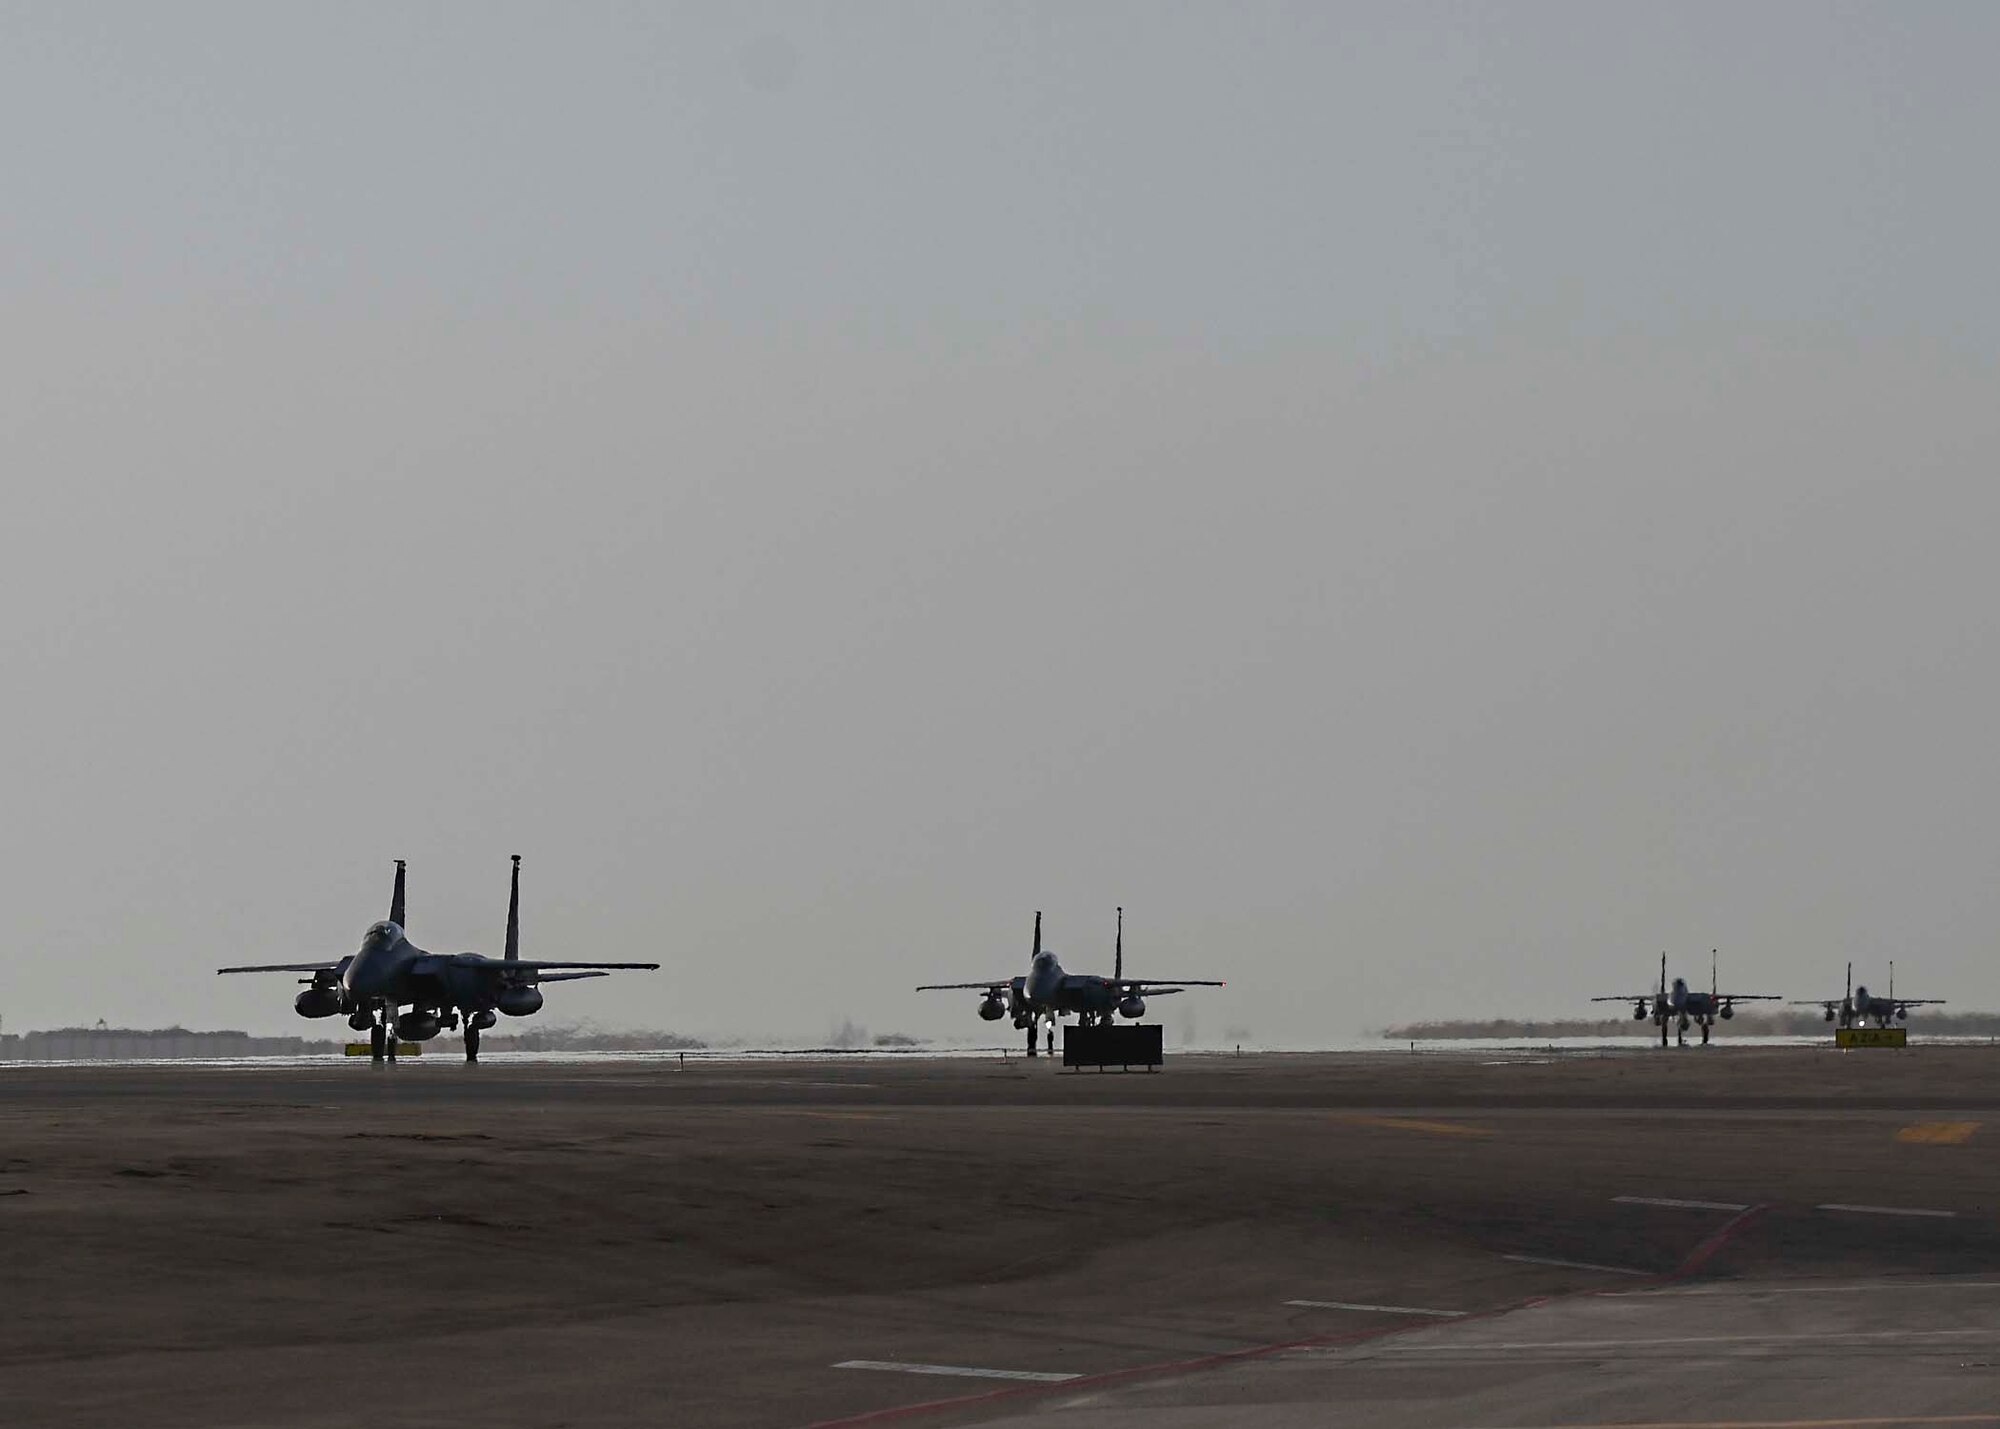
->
[802,1205,1771,1429]
[1672,1204,1771,1279]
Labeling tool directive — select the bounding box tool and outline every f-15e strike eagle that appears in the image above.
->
[1793,961,1945,1029]
[917,908,1224,1056]
[1591,950,1781,1047]
[219,858,658,1062]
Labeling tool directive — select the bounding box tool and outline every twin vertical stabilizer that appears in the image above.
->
[505,855,522,961]
[384,856,520,957]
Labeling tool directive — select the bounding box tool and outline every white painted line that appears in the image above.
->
[1609,1280,2000,1298]
[1285,1299,1466,1317]
[1612,1195,1751,1212]
[1817,1202,1957,1219]
[1500,1253,1650,1277]
[1369,1327,1998,1353]
[834,1360,1081,1383]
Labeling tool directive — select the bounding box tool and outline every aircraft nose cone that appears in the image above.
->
[343,949,387,998]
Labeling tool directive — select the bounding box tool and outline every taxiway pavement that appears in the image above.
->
[2,1049,1995,1427]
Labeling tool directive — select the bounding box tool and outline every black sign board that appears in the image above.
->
[1061,1024,1164,1071]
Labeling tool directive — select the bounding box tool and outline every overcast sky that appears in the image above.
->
[3,2,1996,1043]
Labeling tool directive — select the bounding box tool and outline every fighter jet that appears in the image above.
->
[1793,961,1945,1029]
[219,857,659,1062]
[917,908,1224,1056]
[1591,951,1781,1047]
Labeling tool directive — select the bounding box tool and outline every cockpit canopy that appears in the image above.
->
[364,920,403,945]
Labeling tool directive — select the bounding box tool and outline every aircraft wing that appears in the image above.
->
[217,962,343,974]
[1715,993,1782,1001]
[1588,994,1653,1003]
[1893,998,1948,1006]
[1119,979,1225,991]
[534,970,610,983]
[915,981,1010,992]
[419,955,659,973]
[507,960,659,971]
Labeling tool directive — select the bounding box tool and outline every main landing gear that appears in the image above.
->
[1662,1014,1710,1048]
[464,1024,480,1063]
[1022,1017,1056,1057]
[370,1018,386,1063]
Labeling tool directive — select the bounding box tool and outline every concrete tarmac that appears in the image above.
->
[2,1048,1996,1427]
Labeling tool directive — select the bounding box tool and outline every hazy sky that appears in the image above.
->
[3,3,1997,1042]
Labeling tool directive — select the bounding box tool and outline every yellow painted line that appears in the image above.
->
[1897,1120,1978,1144]
[1335,1114,1493,1138]
[796,1111,897,1120]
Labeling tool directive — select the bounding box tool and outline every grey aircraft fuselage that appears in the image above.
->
[337,918,561,1022]
[1591,952,1782,1047]
[917,909,1225,1055]
[220,857,659,1062]
[1796,963,1944,1029]
[1850,986,1923,1027]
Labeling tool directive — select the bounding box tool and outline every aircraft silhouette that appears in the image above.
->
[1793,961,1945,1029]
[1591,951,1780,1047]
[219,858,658,1062]
[918,908,1224,1056]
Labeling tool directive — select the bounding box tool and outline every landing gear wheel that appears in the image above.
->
[1700,1021,1711,1045]
[1044,1022,1054,1055]
[370,1020,386,1063]
[465,1025,480,1063]
[1026,1024,1037,1057]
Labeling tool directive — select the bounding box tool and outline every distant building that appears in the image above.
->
[0,1027,339,1061]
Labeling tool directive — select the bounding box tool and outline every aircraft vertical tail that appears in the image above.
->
[505,855,522,961]
[390,860,407,928]
[1659,952,1666,1001]
[1032,910,1042,960]
[1711,948,1718,1000]
[1115,906,1123,982]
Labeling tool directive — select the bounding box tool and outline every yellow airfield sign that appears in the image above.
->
[1835,1027,1907,1049]
[344,1043,424,1057]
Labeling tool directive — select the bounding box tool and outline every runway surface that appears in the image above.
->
[3,1048,1997,1427]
